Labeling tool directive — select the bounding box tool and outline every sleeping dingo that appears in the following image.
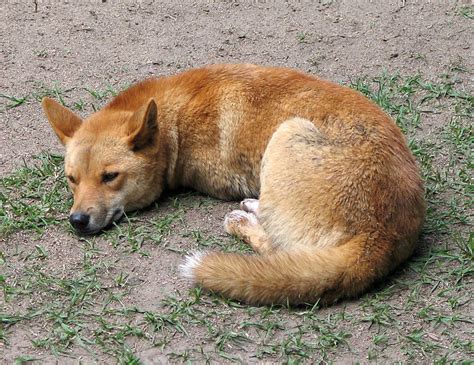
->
[42,64,425,305]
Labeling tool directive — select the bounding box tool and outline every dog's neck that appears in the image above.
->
[160,120,180,191]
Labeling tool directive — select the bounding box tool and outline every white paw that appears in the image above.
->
[240,199,259,214]
[224,210,258,235]
[179,251,205,284]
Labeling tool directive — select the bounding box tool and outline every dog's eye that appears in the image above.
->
[67,175,76,184]
[102,172,119,183]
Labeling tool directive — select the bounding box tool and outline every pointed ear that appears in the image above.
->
[42,97,82,146]
[126,98,159,151]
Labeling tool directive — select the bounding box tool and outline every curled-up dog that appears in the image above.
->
[43,64,425,305]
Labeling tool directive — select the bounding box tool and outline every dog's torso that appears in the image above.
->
[112,64,409,202]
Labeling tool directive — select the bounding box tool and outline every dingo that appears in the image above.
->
[43,64,425,305]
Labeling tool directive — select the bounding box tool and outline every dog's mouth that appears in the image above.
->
[110,208,124,224]
[100,207,125,232]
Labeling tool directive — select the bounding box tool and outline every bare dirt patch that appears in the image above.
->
[1,1,472,364]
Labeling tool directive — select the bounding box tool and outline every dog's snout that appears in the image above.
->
[69,212,90,232]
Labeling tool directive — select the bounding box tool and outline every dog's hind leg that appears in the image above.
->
[224,209,273,254]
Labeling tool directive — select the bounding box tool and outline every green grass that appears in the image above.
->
[0,83,128,113]
[1,69,473,363]
[457,5,473,19]
[0,153,70,235]
[296,31,312,44]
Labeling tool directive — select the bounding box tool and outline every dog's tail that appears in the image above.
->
[180,233,395,305]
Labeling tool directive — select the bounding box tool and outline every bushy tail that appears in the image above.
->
[180,234,393,305]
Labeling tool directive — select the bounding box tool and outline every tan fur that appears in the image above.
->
[42,64,425,305]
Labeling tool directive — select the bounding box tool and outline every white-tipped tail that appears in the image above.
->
[177,234,394,305]
[179,251,206,283]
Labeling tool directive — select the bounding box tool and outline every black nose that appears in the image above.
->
[69,213,90,231]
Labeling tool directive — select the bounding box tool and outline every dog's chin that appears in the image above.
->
[76,227,103,236]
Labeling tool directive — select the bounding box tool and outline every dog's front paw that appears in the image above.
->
[224,210,258,236]
[240,198,259,214]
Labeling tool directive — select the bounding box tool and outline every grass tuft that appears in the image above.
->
[0,153,70,236]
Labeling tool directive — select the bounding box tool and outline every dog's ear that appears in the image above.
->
[126,98,159,151]
[42,97,83,146]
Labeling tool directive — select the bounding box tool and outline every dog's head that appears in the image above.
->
[42,97,165,235]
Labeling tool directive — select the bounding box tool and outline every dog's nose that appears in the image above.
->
[69,213,90,232]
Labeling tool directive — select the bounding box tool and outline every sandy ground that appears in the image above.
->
[1,0,473,364]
